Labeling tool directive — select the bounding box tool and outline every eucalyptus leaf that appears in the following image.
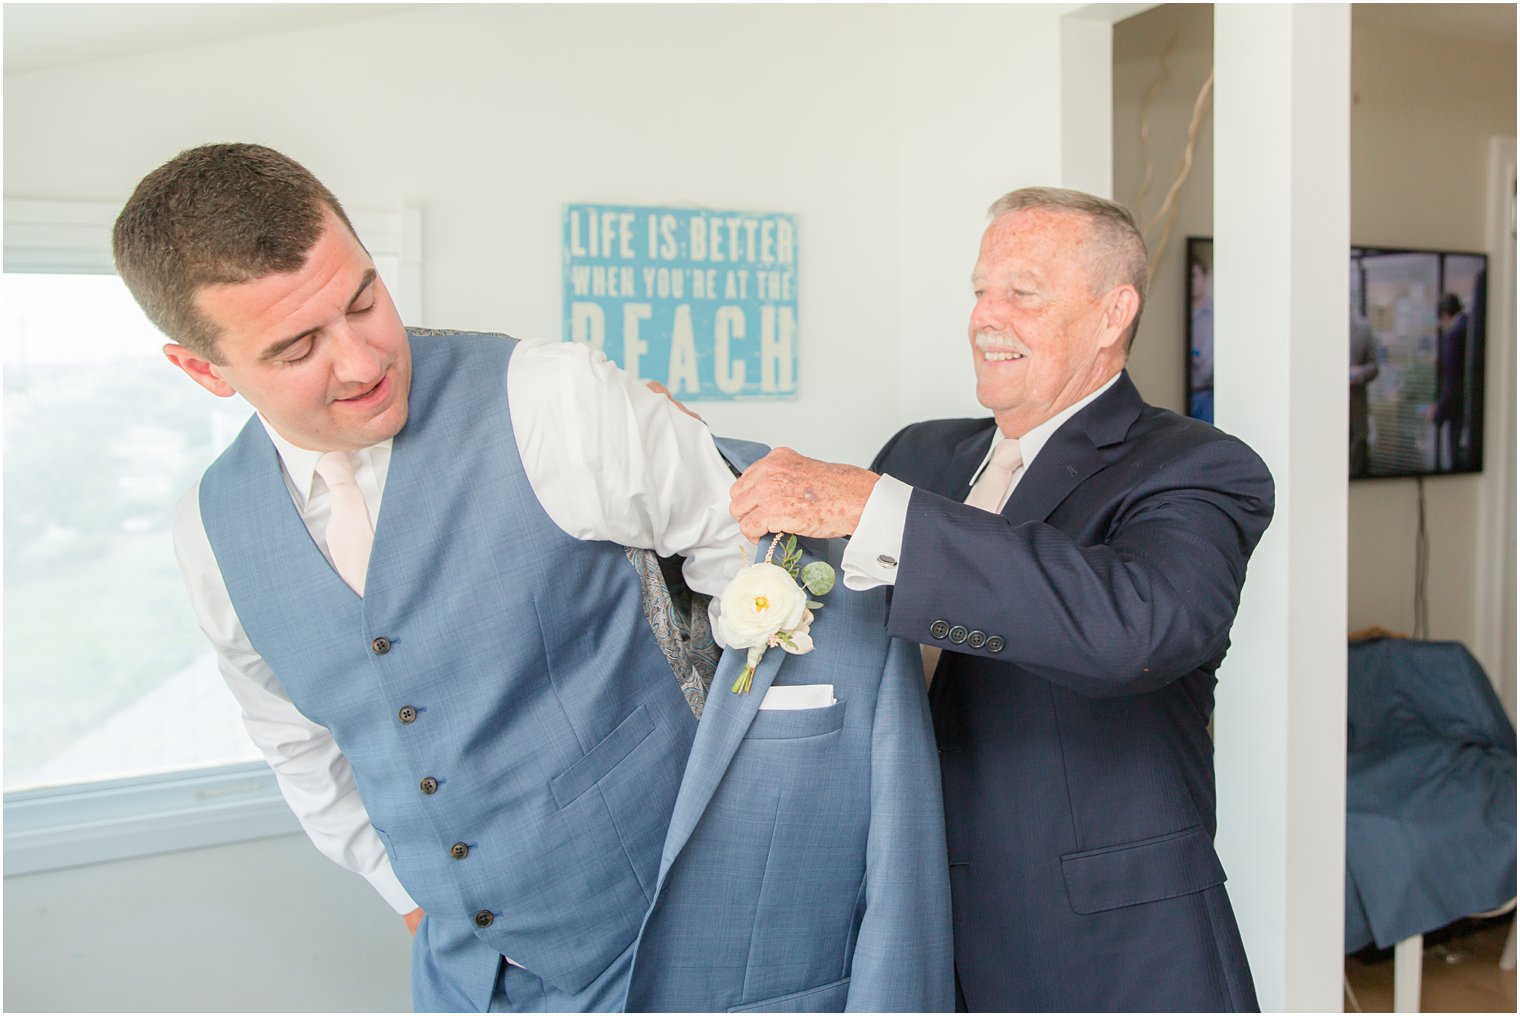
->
[800,561,836,596]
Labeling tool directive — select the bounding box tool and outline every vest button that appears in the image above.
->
[398,705,417,724]
[419,777,439,795]
[371,636,392,656]
[474,910,494,928]
[450,842,470,860]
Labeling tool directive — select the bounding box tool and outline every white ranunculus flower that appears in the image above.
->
[716,562,808,650]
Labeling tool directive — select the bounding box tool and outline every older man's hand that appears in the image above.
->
[729,448,880,541]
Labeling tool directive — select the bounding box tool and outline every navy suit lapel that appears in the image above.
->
[999,424,1107,524]
[941,423,1000,500]
[1000,372,1143,524]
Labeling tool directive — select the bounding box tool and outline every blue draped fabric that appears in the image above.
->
[1344,638,1516,953]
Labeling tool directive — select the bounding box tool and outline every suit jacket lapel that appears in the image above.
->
[999,425,1107,523]
[940,424,1000,500]
[653,536,816,881]
[1000,371,1143,524]
[656,631,785,879]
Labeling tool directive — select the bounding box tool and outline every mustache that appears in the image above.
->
[974,333,1030,357]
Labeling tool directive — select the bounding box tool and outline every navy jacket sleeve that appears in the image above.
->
[882,426,1273,699]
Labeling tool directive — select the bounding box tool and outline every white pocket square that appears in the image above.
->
[758,684,836,710]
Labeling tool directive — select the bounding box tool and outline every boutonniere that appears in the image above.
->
[716,534,837,695]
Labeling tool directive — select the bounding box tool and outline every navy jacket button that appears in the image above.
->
[930,620,950,639]
[948,625,969,644]
[986,635,1005,653]
[967,630,987,649]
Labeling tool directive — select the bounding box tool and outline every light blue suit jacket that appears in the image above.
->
[622,439,954,1013]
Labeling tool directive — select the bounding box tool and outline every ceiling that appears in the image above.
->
[5,2,1515,77]
[3,3,429,75]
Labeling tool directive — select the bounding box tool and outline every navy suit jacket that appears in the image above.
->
[871,372,1273,1012]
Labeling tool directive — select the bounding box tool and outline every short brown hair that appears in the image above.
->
[112,143,357,362]
[987,187,1149,350]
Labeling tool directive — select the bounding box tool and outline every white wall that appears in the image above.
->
[3,4,1087,1010]
[888,4,1077,428]
[4,833,413,1012]
[1211,8,1352,1009]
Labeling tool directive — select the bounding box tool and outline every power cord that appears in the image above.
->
[1414,476,1429,639]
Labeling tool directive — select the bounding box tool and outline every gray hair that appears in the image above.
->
[987,187,1149,349]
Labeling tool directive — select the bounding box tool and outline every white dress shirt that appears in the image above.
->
[843,372,1122,590]
[173,338,742,914]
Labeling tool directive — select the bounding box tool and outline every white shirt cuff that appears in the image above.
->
[367,863,420,915]
[842,475,911,590]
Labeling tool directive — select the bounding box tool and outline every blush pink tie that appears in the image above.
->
[315,451,374,596]
[923,436,1024,685]
[964,437,1024,513]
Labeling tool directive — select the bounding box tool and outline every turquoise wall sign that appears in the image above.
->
[562,204,798,400]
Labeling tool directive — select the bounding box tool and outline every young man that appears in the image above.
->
[116,144,950,1012]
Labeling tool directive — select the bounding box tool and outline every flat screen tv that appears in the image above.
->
[1185,236,1486,479]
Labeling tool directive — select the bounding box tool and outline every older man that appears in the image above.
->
[730,187,1273,1011]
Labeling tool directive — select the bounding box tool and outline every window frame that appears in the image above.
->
[2,197,422,876]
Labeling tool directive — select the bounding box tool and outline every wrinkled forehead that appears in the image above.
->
[975,208,1095,282]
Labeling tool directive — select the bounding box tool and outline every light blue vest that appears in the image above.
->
[200,332,698,997]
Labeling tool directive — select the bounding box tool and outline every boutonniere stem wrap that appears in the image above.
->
[716,534,836,694]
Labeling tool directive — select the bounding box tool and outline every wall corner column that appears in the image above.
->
[1212,5,1350,1012]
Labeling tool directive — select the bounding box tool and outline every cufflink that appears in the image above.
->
[877,554,898,568]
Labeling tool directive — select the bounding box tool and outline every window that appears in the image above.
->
[4,271,263,792]
[3,199,421,872]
